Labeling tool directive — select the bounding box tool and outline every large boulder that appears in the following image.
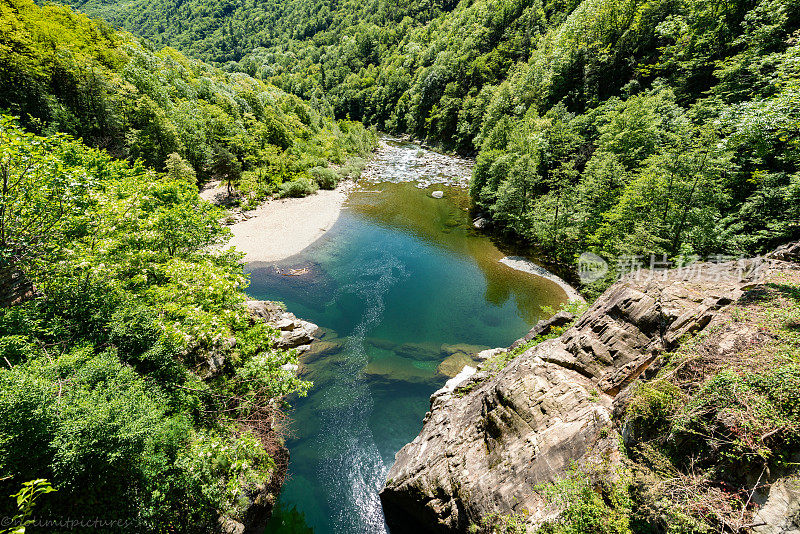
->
[246,300,319,351]
[380,254,774,532]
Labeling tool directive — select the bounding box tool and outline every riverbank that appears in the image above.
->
[200,180,354,263]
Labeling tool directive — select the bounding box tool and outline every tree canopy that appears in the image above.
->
[0,0,376,203]
[54,0,800,275]
[0,117,308,530]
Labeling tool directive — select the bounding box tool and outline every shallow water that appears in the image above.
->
[251,139,567,534]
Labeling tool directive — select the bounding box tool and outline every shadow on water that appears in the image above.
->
[265,502,314,534]
[253,140,568,534]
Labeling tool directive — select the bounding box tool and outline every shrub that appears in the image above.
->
[278,177,318,198]
[671,364,800,464]
[338,157,367,179]
[537,465,633,534]
[309,166,340,189]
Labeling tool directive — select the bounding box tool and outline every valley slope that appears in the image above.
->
[53,0,800,277]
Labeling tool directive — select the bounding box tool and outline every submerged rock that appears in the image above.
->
[364,353,438,384]
[394,341,441,361]
[300,340,343,364]
[437,352,479,378]
[440,343,490,357]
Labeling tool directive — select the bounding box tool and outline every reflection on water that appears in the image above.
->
[254,143,567,534]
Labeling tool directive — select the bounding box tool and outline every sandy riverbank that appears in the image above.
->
[200,181,352,263]
[499,256,586,304]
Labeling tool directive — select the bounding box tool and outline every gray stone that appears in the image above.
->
[767,241,800,263]
[246,300,319,350]
[380,249,800,533]
[753,477,800,534]
[472,217,489,229]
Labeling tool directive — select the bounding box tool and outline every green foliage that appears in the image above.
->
[164,152,197,184]
[625,379,685,437]
[472,511,528,533]
[309,166,340,189]
[2,479,55,534]
[279,177,319,198]
[0,120,309,530]
[672,365,800,463]
[536,465,633,534]
[0,0,376,200]
[0,117,95,270]
[177,430,275,518]
[54,0,800,271]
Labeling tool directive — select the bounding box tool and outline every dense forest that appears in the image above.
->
[0,0,375,204]
[60,0,800,283]
[0,114,309,529]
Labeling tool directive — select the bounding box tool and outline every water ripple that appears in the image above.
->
[317,250,409,533]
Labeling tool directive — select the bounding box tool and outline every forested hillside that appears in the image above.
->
[0,116,309,530]
[0,0,375,203]
[55,0,800,283]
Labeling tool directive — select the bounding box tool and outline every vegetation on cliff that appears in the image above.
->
[619,270,800,532]
[499,268,800,533]
[0,116,309,529]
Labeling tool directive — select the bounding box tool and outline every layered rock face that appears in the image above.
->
[246,300,319,351]
[380,255,794,532]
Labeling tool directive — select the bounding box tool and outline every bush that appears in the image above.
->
[278,177,318,198]
[537,466,633,534]
[671,364,800,464]
[338,157,367,180]
[309,166,340,189]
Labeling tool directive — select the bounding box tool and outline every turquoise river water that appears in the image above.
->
[249,139,567,534]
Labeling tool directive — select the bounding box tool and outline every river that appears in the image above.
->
[248,137,568,533]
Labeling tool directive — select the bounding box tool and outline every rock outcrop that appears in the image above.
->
[246,300,319,352]
[380,253,797,532]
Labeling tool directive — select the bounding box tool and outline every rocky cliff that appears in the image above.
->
[381,247,800,533]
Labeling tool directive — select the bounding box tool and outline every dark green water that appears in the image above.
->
[250,140,567,534]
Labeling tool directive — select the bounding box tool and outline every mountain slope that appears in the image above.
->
[52,0,800,275]
[1,0,375,202]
